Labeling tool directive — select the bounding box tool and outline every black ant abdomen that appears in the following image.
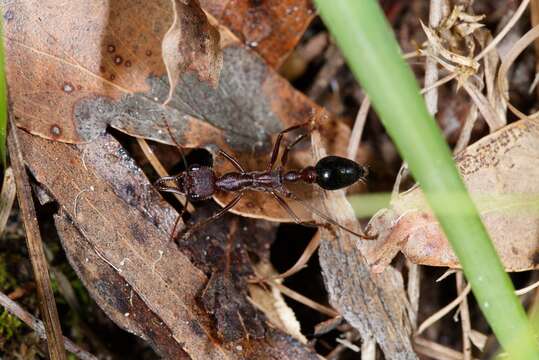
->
[315,156,368,190]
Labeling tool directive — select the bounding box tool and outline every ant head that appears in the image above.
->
[314,156,368,191]
[184,165,216,201]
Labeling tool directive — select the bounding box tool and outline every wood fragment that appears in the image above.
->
[0,167,16,238]
[7,118,67,360]
[312,131,416,359]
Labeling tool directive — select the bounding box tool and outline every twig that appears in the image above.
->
[0,290,97,360]
[424,0,448,115]
[457,272,472,360]
[7,117,67,359]
[414,336,477,360]
[454,102,479,153]
[269,280,338,317]
[531,0,539,98]
[406,260,421,329]
[417,278,539,338]
[257,231,321,282]
[416,284,472,335]
[475,0,530,61]
[347,97,370,160]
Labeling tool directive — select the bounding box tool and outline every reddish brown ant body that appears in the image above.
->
[155,122,373,240]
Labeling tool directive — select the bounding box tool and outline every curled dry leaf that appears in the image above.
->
[20,131,319,359]
[368,119,539,273]
[3,0,338,221]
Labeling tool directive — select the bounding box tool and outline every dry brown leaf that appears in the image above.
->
[3,0,340,222]
[20,131,319,359]
[162,0,223,97]
[200,0,316,68]
[368,119,539,272]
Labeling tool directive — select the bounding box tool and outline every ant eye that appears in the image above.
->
[315,156,365,190]
[189,164,201,172]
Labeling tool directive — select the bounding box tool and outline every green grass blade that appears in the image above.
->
[314,0,539,358]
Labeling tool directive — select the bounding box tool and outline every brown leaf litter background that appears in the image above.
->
[3,0,539,359]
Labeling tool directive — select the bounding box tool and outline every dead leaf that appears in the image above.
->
[162,0,223,98]
[3,0,340,222]
[20,131,319,359]
[368,119,539,272]
[200,0,316,67]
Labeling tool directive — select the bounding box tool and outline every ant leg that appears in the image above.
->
[217,149,245,172]
[280,133,308,168]
[271,191,323,229]
[266,192,324,281]
[279,188,377,240]
[178,193,243,242]
[267,121,313,171]
[169,198,192,242]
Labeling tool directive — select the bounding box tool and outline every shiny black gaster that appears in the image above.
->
[315,156,367,190]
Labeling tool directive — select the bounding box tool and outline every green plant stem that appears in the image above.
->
[315,0,539,358]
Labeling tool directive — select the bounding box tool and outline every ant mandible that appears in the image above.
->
[154,121,374,241]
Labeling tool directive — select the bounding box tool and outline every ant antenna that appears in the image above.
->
[163,118,189,171]
[282,190,376,240]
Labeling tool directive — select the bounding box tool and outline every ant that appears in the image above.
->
[154,121,374,241]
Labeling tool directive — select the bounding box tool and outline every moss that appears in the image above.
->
[0,309,22,341]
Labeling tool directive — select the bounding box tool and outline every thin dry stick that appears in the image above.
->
[454,102,479,153]
[414,336,475,360]
[474,0,530,61]
[0,290,97,360]
[417,279,539,336]
[498,25,539,119]
[416,284,472,335]
[260,231,321,281]
[531,0,539,97]
[406,260,421,329]
[7,118,67,360]
[347,96,370,160]
[424,0,448,115]
[457,272,472,360]
[515,278,539,295]
[270,280,338,317]
[0,167,16,237]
